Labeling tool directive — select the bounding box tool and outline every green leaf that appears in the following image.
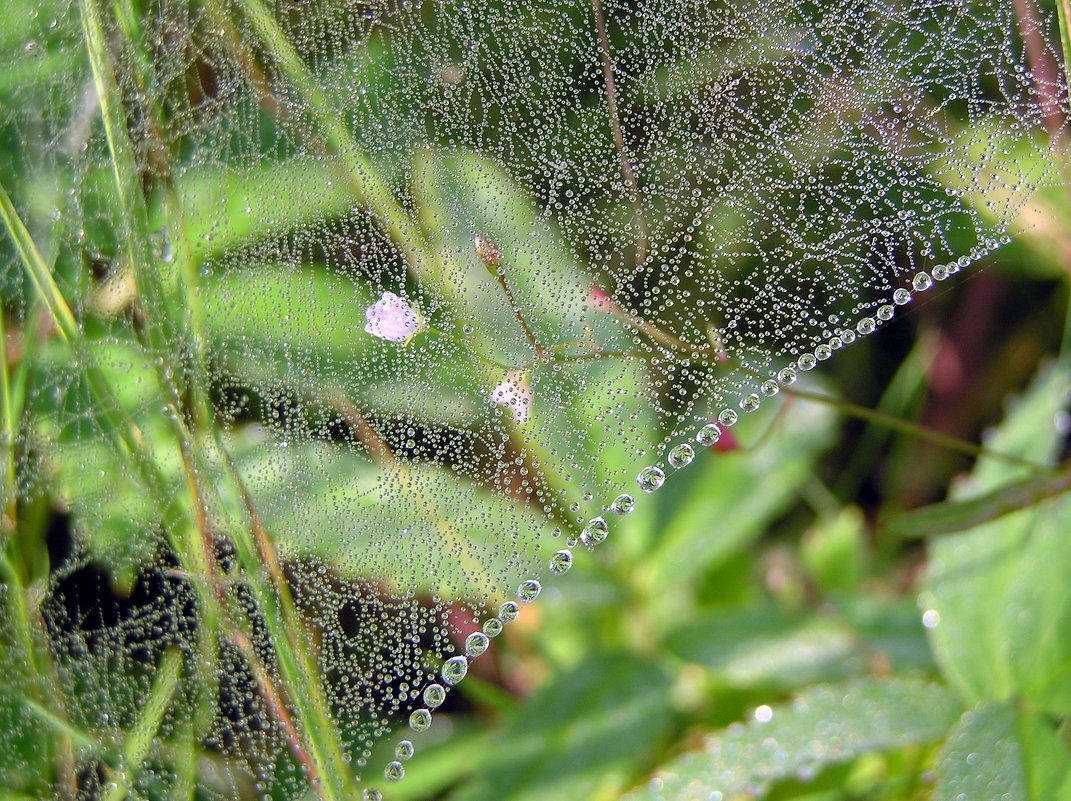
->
[802,506,867,594]
[448,654,675,801]
[922,362,1071,712]
[934,703,1026,801]
[666,603,857,691]
[626,679,961,801]
[412,148,593,365]
[666,598,933,692]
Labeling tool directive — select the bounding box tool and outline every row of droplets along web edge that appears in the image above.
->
[361,235,1006,799]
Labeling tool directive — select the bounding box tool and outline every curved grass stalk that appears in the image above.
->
[79,3,353,797]
[103,648,184,801]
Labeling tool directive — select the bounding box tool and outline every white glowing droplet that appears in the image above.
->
[364,291,421,343]
[489,369,532,424]
[922,609,940,628]
[754,704,773,723]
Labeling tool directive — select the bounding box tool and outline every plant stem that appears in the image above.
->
[784,385,1052,473]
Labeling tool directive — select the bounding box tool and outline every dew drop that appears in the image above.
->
[893,287,912,305]
[482,618,503,637]
[877,304,895,321]
[395,740,415,761]
[423,683,446,708]
[409,709,432,731]
[465,632,489,657]
[696,423,722,446]
[668,443,695,468]
[814,344,831,361]
[637,465,666,492]
[499,601,520,623]
[611,493,635,514]
[717,408,738,426]
[384,761,404,782]
[549,549,573,574]
[777,367,797,385]
[580,516,609,546]
[441,655,468,685]
[760,379,780,397]
[857,317,876,335]
[518,579,541,603]
[740,393,760,412]
[797,353,816,371]
[362,789,382,801]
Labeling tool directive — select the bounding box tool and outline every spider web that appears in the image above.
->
[0,0,1064,798]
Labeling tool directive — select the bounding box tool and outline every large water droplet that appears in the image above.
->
[409,709,432,731]
[499,601,520,623]
[718,408,739,426]
[465,632,489,657]
[580,516,609,546]
[696,423,722,446]
[395,740,414,761]
[517,579,541,603]
[549,549,573,574]
[441,655,468,685]
[384,761,404,782]
[423,683,446,708]
[483,618,503,637]
[668,443,695,467]
[611,493,635,514]
[637,465,666,492]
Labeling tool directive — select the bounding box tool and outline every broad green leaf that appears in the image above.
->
[627,679,961,801]
[666,599,932,692]
[412,148,594,365]
[923,362,1071,710]
[448,654,674,801]
[801,506,867,594]
[934,703,1026,801]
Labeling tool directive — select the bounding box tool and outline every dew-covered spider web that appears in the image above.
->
[0,0,1066,797]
